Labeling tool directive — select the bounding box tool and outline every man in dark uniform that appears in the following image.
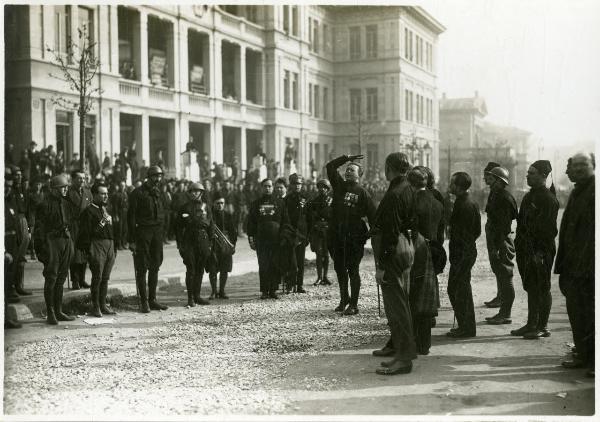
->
[176,183,214,306]
[484,166,518,325]
[109,181,126,250]
[247,179,290,299]
[77,183,117,317]
[67,170,93,290]
[9,166,33,296]
[5,168,23,327]
[209,193,238,299]
[283,173,309,293]
[34,175,76,325]
[371,152,416,375]
[307,179,333,286]
[447,172,481,338]
[326,154,376,315]
[481,161,502,308]
[128,165,168,313]
[555,153,595,375]
[513,160,559,339]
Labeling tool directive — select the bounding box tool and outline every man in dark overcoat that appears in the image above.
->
[513,160,559,339]
[209,193,238,299]
[283,173,310,293]
[555,153,595,375]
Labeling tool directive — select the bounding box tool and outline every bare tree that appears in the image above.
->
[47,24,102,173]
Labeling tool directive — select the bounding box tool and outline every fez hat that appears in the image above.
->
[484,161,501,173]
[531,160,552,176]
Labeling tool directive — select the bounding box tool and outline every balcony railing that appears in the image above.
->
[119,80,141,97]
[149,87,174,102]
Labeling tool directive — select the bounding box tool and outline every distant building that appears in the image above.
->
[5,5,445,179]
[439,91,531,190]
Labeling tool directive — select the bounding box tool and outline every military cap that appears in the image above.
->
[147,165,164,177]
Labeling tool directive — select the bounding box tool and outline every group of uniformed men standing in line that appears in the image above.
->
[5,150,594,379]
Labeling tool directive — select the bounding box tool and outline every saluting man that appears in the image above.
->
[283,173,309,293]
[176,183,215,306]
[247,179,290,299]
[326,154,376,315]
[127,165,168,313]
[513,160,559,339]
[77,183,117,317]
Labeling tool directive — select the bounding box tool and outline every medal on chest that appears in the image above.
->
[259,204,276,216]
[343,192,359,208]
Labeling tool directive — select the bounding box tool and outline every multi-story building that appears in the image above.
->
[5,5,444,179]
[439,91,531,190]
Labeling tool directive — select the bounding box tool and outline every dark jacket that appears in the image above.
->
[515,185,559,259]
[127,182,166,242]
[307,193,333,234]
[67,186,93,224]
[212,209,238,246]
[555,175,594,279]
[326,155,376,243]
[175,200,214,251]
[414,189,445,243]
[486,188,518,248]
[449,193,481,261]
[77,203,114,251]
[33,194,71,261]
[284,191,309,242]
[247,194,289,245]
[373,175,415,268]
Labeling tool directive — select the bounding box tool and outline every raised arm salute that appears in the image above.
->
[326,154,376,315]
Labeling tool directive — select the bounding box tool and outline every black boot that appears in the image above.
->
[70,265,81,290]
[43,282,58,325]
[219,273,229,299]
[148,270,168,310]
[185,273,195,307]
[99,280,116,315]
[90,282,102,318]
[193,274,209,305]
[14,264,32,295]
[136,274,150,313]
[209,272,218,300]
[54,284,75,321]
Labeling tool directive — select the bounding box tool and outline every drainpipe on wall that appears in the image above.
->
[97,5,103,165]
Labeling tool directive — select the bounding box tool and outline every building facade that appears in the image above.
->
[5,5,444,179]
[439,91,531,190]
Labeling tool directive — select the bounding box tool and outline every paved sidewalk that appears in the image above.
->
[10,237,368,321]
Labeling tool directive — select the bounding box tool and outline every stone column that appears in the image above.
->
[141,113,150,164]
[240,45,246,103]
[139,11,149,84]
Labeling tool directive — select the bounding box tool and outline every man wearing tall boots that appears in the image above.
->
[513,160,559,339]
[77,183,117,317]
[176,183,214,306]
[10,166,33,297]
[482,161,502,308]
[209,193,238,299]
[33,175,76,325]
[5,167,23,328]
[371,152,416,375]
[307,179,333,286]
[284,173,310,294]
[484,167,518,325]
[67,170,93,290]
[326,155,376,315]
[447,172,481,338]
[128,165,168,313]
[247,179,290,299]
[555,153,595,376]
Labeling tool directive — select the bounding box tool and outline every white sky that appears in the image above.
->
[420,0,600,148]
